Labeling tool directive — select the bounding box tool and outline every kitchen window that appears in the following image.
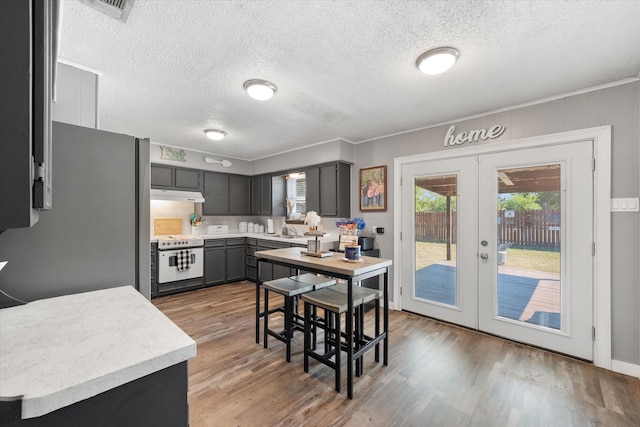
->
[286,172,306,218]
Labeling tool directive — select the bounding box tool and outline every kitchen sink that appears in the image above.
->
[264,234,296,239]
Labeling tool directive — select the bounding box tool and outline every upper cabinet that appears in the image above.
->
[229,174,251,214]
[1,1,59,232]
[203,171,251,216]
[251,175,273,216]
[149,162,349,218]
[305,162,351,218]
[151,164,202,191]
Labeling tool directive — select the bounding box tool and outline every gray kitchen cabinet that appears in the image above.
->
[226,238,246,282]
[203,171,251,215]
[305,162,351,217]
[245,238,257,281]
[151,164,174,188]
[251,174,274,216]
[151,164,202,191]
[150,243,158,298]
[257,239,294,282]
[251,176,261,215]
[203,171,228,215]
[260,175,272,215]
[175,167,202,190]
[204,239,226,286]
[229,174,251,215]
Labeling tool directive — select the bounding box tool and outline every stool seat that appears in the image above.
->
[264,277,315,297]
[301,287,365,314]
[290,273,336,290]
[331,284,382,304]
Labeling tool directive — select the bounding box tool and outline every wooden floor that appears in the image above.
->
[153,282,640,427]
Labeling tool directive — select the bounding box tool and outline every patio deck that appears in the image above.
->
[414,263,561,329]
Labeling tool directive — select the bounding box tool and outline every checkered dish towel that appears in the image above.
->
[177,249,191,271]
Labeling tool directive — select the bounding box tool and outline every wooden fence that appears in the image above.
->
[415,209,561,248]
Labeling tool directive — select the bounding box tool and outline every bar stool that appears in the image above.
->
[331,283,383,372]
[263,274,335,362]
[301,285,380,394]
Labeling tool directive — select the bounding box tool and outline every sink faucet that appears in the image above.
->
[286,227,299,236]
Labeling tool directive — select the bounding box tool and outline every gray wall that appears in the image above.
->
[149,143,251,176]
[352,80,640,366]
[251,139,355,175]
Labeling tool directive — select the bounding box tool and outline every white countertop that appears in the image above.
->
[0,286,196,419]
[151,232,339,247]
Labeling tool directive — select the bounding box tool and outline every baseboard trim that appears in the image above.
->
[611,359,640,379]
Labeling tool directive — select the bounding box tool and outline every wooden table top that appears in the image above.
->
[255,247,392,277]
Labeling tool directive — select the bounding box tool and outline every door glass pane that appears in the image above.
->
[414,174,457,306]
[496,165,561,330]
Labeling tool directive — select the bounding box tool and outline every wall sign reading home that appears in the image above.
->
[444,124,506,147]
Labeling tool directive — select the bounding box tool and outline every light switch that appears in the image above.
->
[611,198,640,212]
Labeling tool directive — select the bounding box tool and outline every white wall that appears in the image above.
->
[51,62,97,128]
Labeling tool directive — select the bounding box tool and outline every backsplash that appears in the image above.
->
[150,201,347,237]
[150,201,195,235]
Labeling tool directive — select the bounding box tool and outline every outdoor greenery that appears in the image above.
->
[416,186,561,212]
[415,242,560,273]
[415,187,457,212]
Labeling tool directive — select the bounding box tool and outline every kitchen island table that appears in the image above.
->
[255,247,392,399]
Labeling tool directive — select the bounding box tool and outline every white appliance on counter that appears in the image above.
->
[157,235,204,284]
[206,225,228,234]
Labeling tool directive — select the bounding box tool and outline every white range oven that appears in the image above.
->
[156,235,204,284]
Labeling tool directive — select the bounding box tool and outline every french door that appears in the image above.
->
[401,141,594,360]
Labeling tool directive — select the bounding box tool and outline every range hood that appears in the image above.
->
[150,189,205,203]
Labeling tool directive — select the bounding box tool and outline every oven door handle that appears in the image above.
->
[169,253,197,267]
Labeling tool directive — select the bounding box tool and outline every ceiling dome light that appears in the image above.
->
[243,79,277,101]
[416,47,459,75]
[203,129,227,141]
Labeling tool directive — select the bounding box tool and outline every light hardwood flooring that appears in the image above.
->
[153,282,640,427]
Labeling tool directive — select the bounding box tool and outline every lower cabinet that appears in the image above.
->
[150,243,158,297]
[205,238,246,286]
[226,238,246,282]
[245,238,257,281]
[257,239,294,282]
[204,240,226,286]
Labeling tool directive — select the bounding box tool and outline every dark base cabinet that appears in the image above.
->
[204,239,226,286]
[257,239,296,282]
[226,238,246,282]
[245,238,257,281]
[0,362,189,427]
[150,243,158,297]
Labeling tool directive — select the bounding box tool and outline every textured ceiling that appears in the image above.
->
[59,0,640,161]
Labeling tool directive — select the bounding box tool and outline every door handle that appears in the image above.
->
[480,252,489,260]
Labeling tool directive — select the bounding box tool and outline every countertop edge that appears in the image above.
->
[23,342,196,419]
[0,286,197,419]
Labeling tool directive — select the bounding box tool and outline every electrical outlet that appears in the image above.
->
[371,225,377,235]
[376,227,385,234]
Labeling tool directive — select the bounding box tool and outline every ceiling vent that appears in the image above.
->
[79,0,135,23]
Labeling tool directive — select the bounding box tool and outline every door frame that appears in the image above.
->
[393,125,612,369]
